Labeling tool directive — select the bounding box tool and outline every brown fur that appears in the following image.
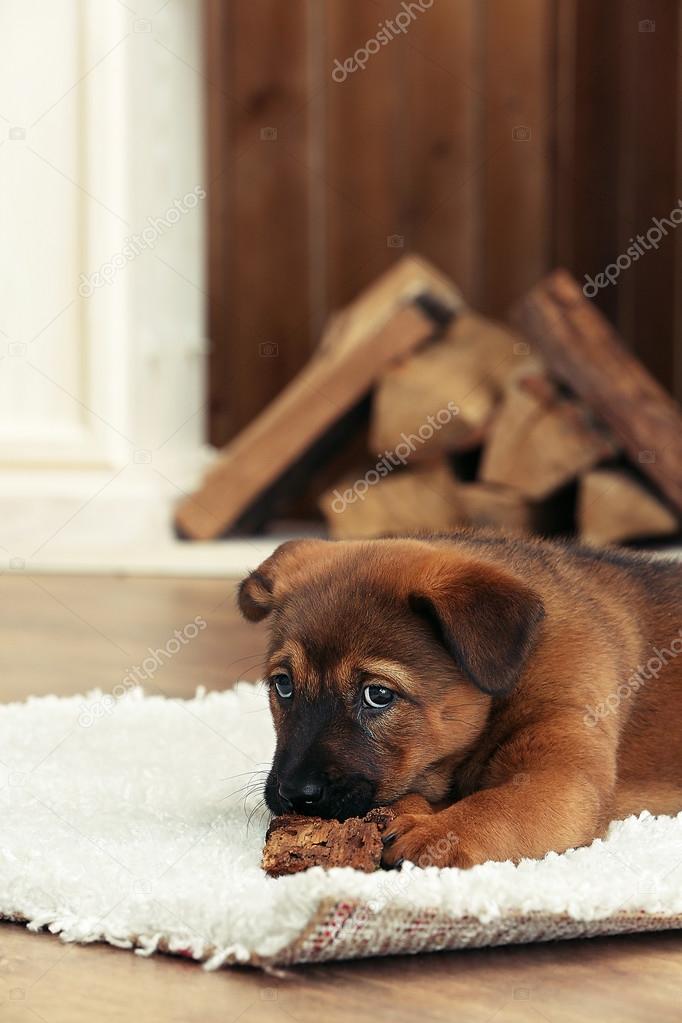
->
[238,531,682,868]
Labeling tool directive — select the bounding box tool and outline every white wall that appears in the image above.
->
[0,0,213,566]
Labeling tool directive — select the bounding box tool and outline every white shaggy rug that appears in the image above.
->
[2,683,682,969]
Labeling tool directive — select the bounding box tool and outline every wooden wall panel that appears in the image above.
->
[401,0,481,304]
[479,0,555,314]
[623,0,679,389]
[553,0,625,333]
[206,0,313,446]
[204,0,231,446]
[677,5,682,403]
[322,0,407,312]
[554,0,681,398]
[205,0,681,445]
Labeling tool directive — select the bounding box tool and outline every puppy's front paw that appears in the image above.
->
[389,793,436,816]
[381,813,473,869]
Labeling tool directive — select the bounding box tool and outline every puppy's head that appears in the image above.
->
[239,538,544,820]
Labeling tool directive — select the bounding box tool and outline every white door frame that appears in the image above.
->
[0,0,223,570]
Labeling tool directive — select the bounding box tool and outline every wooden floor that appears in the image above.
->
[1,573,681,1023]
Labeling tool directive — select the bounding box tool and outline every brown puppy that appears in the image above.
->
[238,532,682,868]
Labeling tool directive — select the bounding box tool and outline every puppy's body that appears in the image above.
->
[239,532,682,868]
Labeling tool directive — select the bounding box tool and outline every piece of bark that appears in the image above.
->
[175,257,463,539]
[370,311,534,456]
[578,469,679,546]
[457,482,535,534]
[479,373,615,500]
[262,808,396,877]
[319,460,464,540]
[511,269,682,515]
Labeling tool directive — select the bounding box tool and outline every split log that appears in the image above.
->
[457,482,535,534]
[370,311,534,456]
[319,460,463,540]
[175,257,463,539]
[511,269,682,515]
[479,374,615,500]
[262,808,395,877]
[578,469,679,546]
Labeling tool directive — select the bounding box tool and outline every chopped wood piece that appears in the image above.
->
[578,469,679,546]
[175,257,463,539]
[319,460,464,539]
[511,269,682,515]
[479,374,615,500]
[457,482,535,534]
[370,311,534,456]
[262,808,396,877]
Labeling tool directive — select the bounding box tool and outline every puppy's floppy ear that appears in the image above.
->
[237,539,324,623]
[409,562,545,696]
[238,570,274,622]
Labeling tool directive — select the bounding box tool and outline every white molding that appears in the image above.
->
[0,537,290,579]
[0,445,215,557]
[0,0,208,563]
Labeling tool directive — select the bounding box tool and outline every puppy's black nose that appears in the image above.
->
[278,777,325,812]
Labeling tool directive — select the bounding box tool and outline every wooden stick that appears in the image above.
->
[262,808,395,876]
[511,269,682,514]
[579,469,679,546]
[479,373,615,500]
[319,460,464,540]
[175,257,463,539]
[457,482,535,534]
[370,311,532,455]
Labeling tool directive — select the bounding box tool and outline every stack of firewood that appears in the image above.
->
[319,309,678,546]
[175,258,682,547]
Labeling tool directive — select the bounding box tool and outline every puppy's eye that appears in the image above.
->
[362,684,395,710]
[271,673,293,699]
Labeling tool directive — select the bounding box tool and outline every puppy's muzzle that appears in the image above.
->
[266,765,376,820]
